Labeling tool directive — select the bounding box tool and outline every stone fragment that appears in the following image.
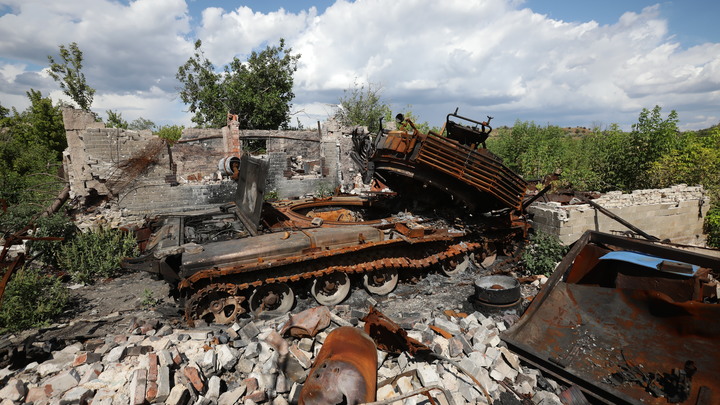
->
[129,368,148,405]
[60,342,84,355]
[376,384,397,401]
[158,349,174,367]
[218,384,246,405]
[72,352,103,367]
[26,386,49,404]
[37,355,74,377]
[0,378,26,402]
[236,358,255,375]
[416,363,440,386]
[490,358,518,383]
[532,390,562,405]
[126,345,153,356]
[166,384,190,405]
[288,344,312,369]
[500,347,521,371]
[60,386,93,404]
[396,375,414,394]
[157,324,174,336]
[433,316,461,335]
[156,365,172,403]
[200,349,217,375]
[217,344,238,371]
[244,389,267,403]
[240,322,261,340]
[296,338,313,352]
[79,363,104,384]
[207,376,222,400]
[288,383,302,404]
[105,345,127,363]
[45,369,81,396]
[448,336,464,358]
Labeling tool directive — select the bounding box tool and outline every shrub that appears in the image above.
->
[27,213,77,268]
[0,266,68,332]
[58,227,138,284]
[155,125,183,143]
[704,205,720,249]
[522,231,569,276]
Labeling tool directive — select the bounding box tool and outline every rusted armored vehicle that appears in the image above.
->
[125,111,534,325]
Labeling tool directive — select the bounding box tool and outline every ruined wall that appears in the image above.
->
[528,185,710,245]
[62,108,240,216]
[63,109,351,218]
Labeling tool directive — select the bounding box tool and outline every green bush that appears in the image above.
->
[27,213,77,268]
[58,227,138,284]
[154,125,183,143]
[0,266,68,332]
[522,231,569,276]
[704,205,720,249]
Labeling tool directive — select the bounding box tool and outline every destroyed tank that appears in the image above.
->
[124,111,534,326]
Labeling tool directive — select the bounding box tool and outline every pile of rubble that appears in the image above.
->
[0,303,566,405]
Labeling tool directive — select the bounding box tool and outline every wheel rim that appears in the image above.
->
[194,294,245,325]
[311,272,351,306]
[363,268,398,295]
[249,283,295,314]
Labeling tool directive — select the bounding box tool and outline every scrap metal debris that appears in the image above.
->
[280,306,331,338]
[298,326,377,405]
[502,230,720,405]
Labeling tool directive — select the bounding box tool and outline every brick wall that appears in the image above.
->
[528,185,710,246]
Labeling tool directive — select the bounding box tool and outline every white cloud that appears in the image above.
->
[0,0,718,130]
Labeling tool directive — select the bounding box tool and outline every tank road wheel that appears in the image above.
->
[363,268,398,296]
[249,283,295,314]
[190,292,246,325]
[311,272,351,306]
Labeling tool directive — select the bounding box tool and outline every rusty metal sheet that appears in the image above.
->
[299,326,377,405]
[234,154,268,236]
[281,306,331,338]
[361,306,431,356]
[502,231,720,405]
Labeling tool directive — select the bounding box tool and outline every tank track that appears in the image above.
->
[184,237,491,325]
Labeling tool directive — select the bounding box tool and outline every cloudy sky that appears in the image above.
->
[1,0,718,130]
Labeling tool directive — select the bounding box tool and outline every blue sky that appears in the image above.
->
[1,0,719,130]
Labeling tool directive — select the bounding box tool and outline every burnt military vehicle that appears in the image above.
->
[125,111,533,325]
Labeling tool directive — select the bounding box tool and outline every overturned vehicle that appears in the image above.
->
[124,111,538,326]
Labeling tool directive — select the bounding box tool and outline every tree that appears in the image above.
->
[177,39,300,129]
[106,110,128,129]
[128,117,156,131]
[47,42,96,111]
[334,80,391,133]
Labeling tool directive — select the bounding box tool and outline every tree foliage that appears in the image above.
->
[106,109,128,129]
[128,117,156,131]
[177,39,300,129]
[0,90,67,235]
[47,42,96,111]
[0,266,68,332]
[334,80,391,133]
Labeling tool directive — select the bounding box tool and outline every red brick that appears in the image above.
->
[147,353,159,382]
[183,366,205,393]
[72,352,103,367]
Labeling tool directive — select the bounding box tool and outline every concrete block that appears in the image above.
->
[59,386,93,405]
[129,368,148,405]
[156,366,171,403]
[207,376,221,400]
[45,369,81,396]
